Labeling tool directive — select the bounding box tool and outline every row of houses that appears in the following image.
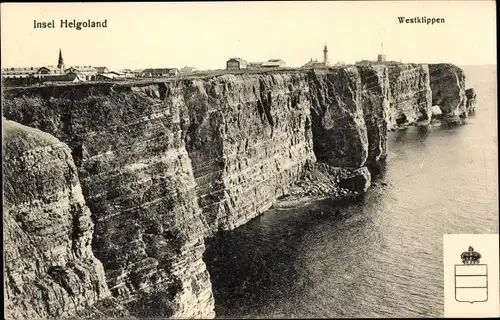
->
[226,56,336,70]
[2,49,204,85]
[2,67,201,86]
[125,66,199,77]
[226,58,287,70]
[2,66,200,81]
[3,66,120,79]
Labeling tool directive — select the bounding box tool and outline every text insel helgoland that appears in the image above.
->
[33,19,108,30]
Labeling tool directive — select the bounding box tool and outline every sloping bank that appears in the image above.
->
[2,62,476,319]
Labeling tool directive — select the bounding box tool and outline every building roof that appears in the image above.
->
[65,66,98,72]
[261,59,286,67]
[97,73,116,79]
[141,68,178,76]
[37,66,62,73]
[227,58,247,63]
[2,67,40,72]
[180,66,198,73]
[248,62,264,68]
[95,67,109,72]
[2,67,40,76]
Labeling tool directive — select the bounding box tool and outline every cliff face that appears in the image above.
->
[357,65,391,164]
[183,73,315,233]
[309,67,368,168]
[2,85,215,318]
[387,63,432,128]
[308,64,391,168]
[429,63,467,118]
[2,73,316,317]
[3,119,110,319]
[2,63,472,318]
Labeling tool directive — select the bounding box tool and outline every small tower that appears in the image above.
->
[377,54,386,62]
[323,44,328,65]
[377,28,386,62]
[57,48,65,74]
[377,41,386,62]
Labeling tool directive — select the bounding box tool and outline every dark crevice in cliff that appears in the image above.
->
[70,203,84,257]
[264,92,275,127]
[257,78,275,131]
[256,100,265,122]
[304,116,311,146]
[306,68,368,168]
[158,82,170,101]
[47,266,77,297]
[396,114,408,126]
[307,70,330,165]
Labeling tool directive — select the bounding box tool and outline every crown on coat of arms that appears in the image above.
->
[460,246,481,265]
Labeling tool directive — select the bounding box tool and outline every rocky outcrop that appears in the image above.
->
[3,119,110,319]
[293,162,371,197]
[387,63,433,128]
[2,62,473,319]
[465,88,477,113]
[429,63,467,119]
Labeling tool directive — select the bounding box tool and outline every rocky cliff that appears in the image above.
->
[2,85,215,318]
[357,65,391,164]
[3,119,110,319]
[386,63,433,128]
[429,63,468,119]
[183,73,315,233]
[2,62,473,319]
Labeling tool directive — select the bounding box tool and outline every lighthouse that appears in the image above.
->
[323,44,328,65]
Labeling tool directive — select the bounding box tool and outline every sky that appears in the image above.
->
[1,1,497,70]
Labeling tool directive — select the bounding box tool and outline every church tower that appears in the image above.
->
[323,44,328,65]
[57,49,65,74]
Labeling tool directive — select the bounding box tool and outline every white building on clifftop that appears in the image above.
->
[302,44,330,68]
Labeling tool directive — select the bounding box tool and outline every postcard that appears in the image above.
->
[2,1,498,319]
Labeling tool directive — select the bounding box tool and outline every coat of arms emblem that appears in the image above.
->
[454,246,488,303]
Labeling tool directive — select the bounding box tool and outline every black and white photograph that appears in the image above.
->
[2,1,498,319]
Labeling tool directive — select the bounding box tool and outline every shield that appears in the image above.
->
[454,246,488,303]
